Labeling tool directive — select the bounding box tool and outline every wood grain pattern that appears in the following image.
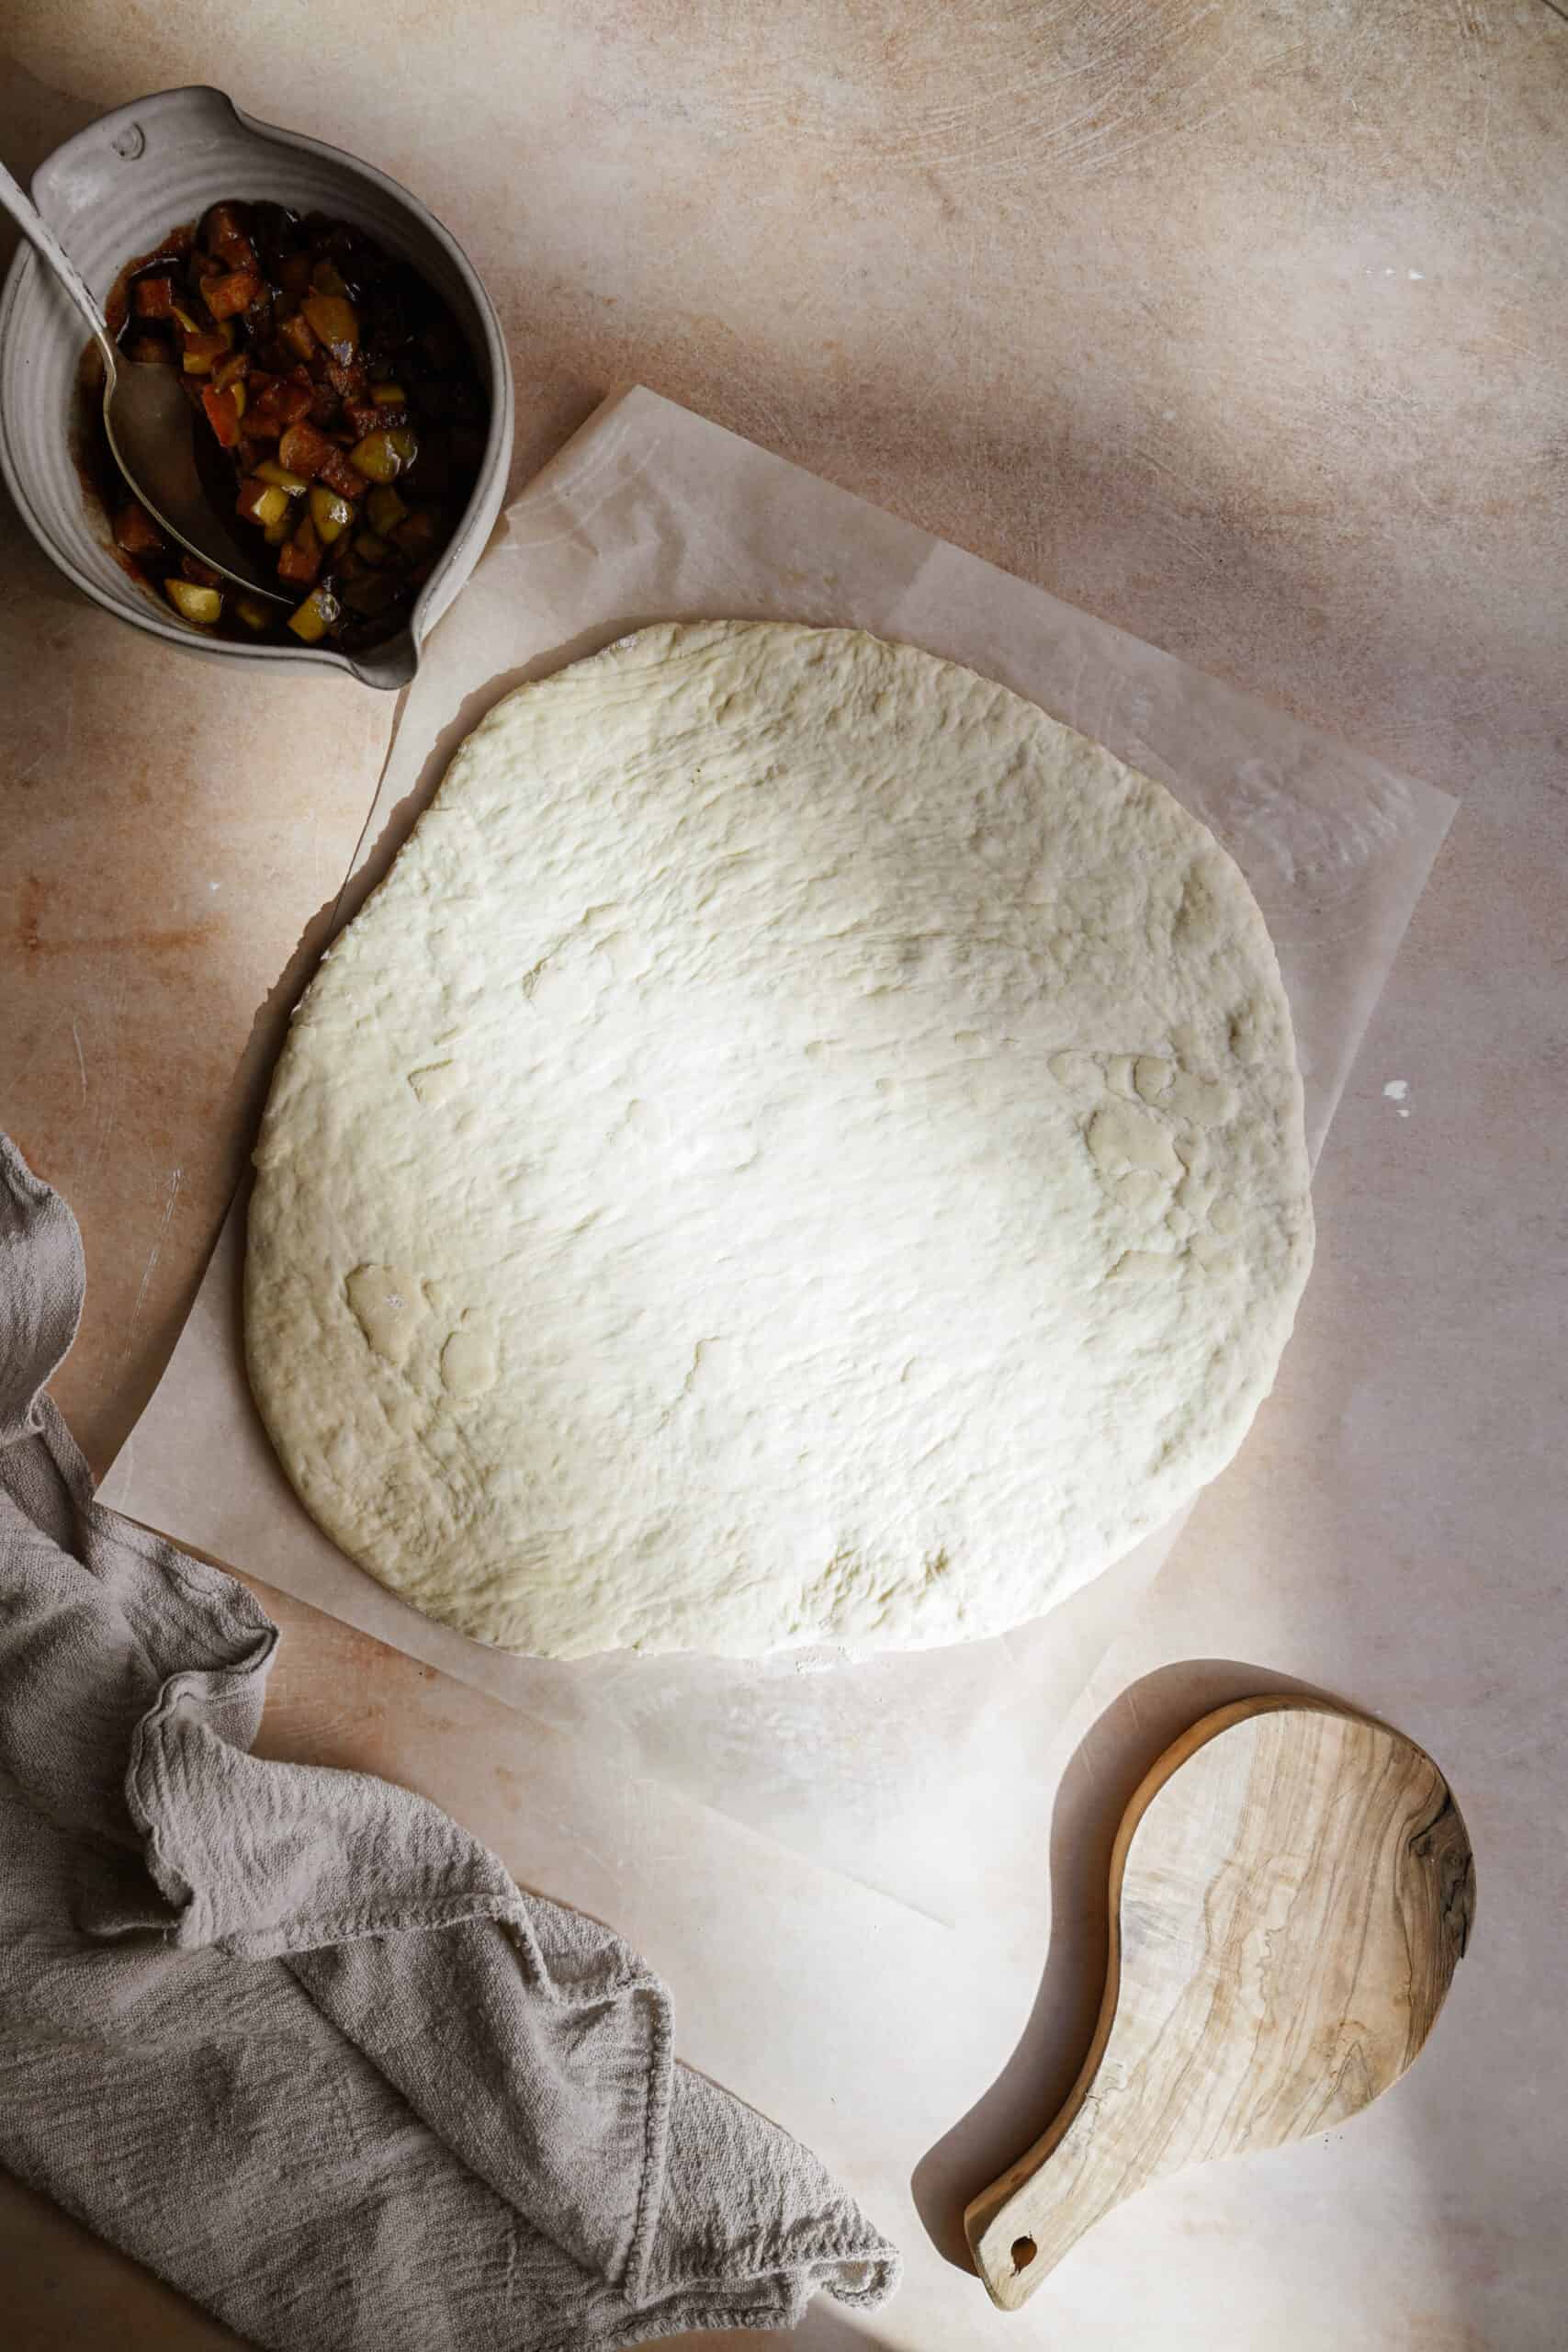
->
[965,1700,1475,2310]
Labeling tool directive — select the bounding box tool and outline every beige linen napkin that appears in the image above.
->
[0,1131,899,2349]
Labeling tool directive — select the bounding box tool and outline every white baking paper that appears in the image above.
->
[102,386,1456,1925]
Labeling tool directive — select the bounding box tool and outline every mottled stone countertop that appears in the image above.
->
[2,7,1564,2347]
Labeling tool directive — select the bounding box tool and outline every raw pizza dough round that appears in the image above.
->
[245,621,1313,1659]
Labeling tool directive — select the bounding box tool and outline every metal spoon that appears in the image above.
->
[0,157,289,602]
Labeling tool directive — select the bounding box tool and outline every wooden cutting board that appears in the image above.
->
[965,1697,1475,2310]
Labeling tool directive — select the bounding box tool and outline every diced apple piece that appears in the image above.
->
[264,514,293,545]
[301,290,359,361]
[254,458,310,493]
[234,594,274,631]
[347,431,399,483]
[181,325,232,375]
[164,579,222,626]
[349,426,419,483]
[278,311,317,363]
[287,584,341,643]
[237,478,291,527]
[309,485,355,543]
[366,484,409,536]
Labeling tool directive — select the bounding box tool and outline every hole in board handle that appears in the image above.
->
[1010,2234,1038,2273]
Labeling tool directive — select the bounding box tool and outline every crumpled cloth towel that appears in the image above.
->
[0,1133,899,2348]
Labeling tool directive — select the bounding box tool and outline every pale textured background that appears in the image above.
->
[1,4,1565,2346]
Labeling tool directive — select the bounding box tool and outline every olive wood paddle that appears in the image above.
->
[965,1696,1474,2309]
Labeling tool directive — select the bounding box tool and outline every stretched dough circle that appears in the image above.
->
[245,622,1313,1657]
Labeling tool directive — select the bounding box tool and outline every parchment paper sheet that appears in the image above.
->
[103,387,1455,1925]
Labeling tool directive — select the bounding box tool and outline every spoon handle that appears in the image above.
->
[0,158,115,367]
